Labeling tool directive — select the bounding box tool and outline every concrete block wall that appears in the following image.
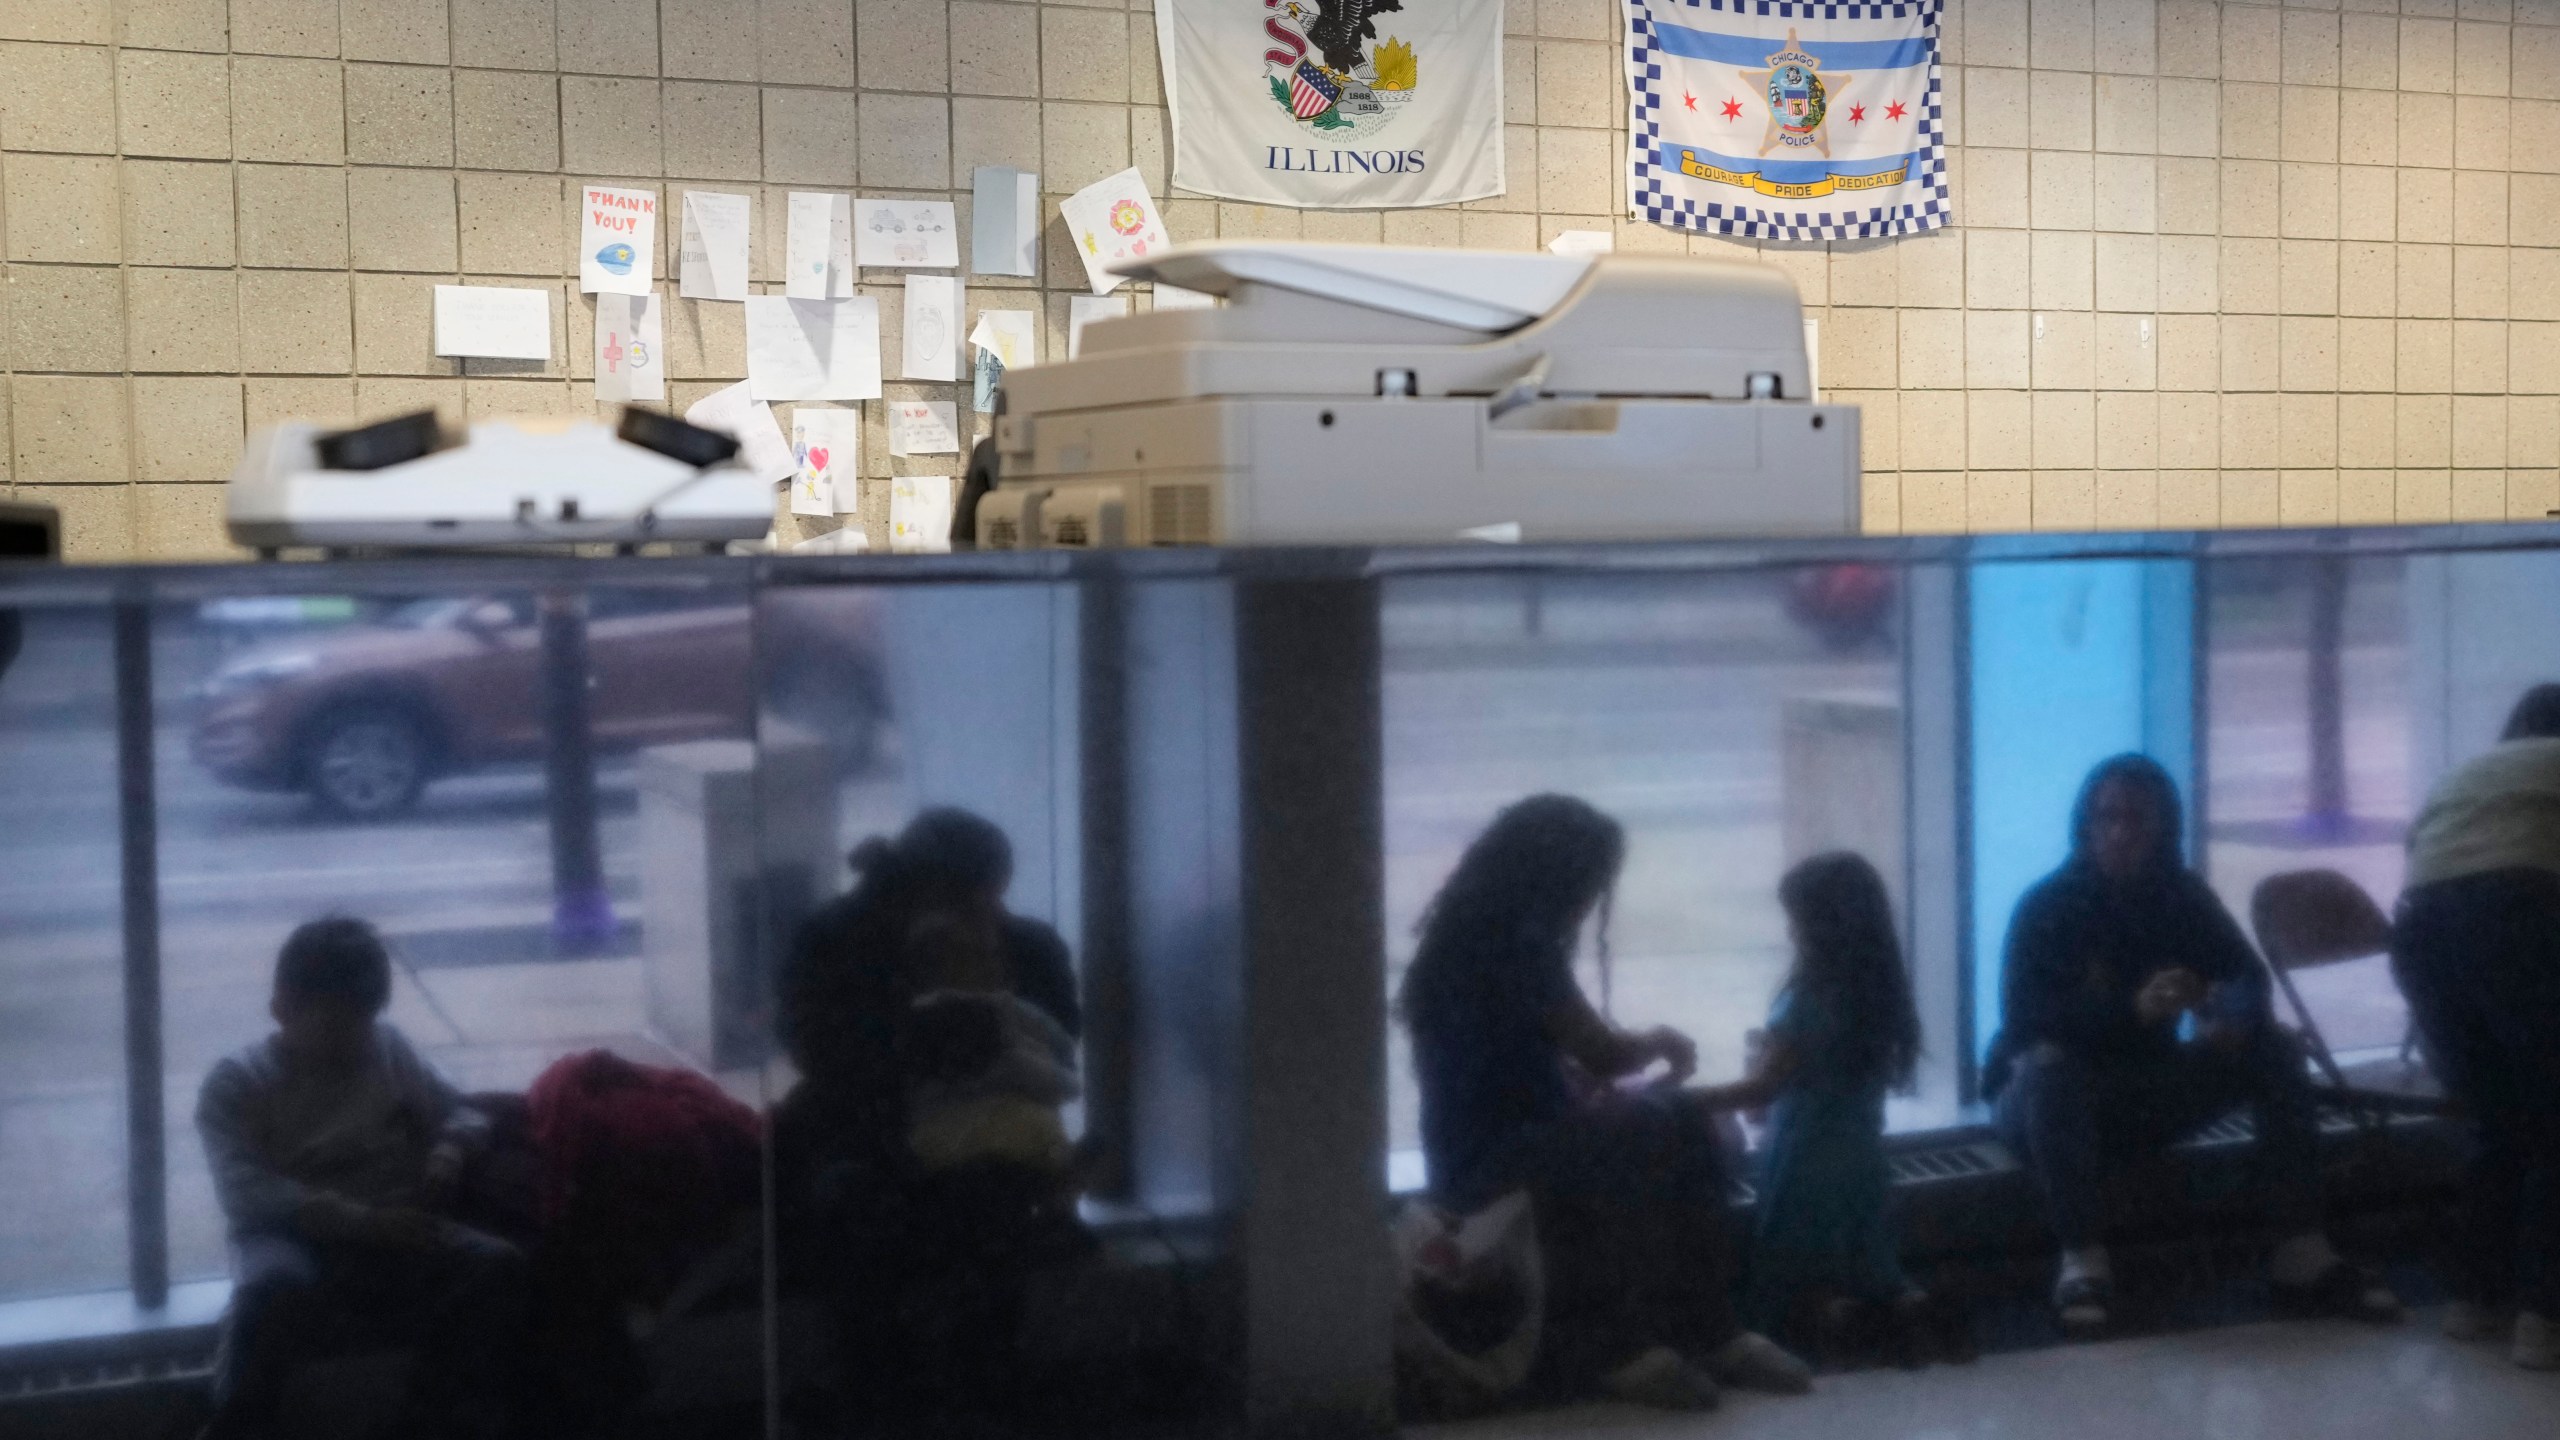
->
[0,0,2555,559]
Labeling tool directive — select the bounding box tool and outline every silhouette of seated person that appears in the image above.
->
[195,917,528,1440]
[1985,755,2400,1337]
[775,808,1087,1432]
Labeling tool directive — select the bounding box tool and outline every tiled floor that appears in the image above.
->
[1416,1313,2560,1440]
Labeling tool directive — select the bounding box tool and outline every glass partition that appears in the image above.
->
[0,592,126,1304]
[1380,563,1927,1191]
[0,522,2555,1436]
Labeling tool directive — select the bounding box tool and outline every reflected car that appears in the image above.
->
[190,591,887,819]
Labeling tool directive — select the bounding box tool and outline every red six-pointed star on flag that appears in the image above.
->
[1683,90,1697,110]
[1886,99,1908,121]
[1848,103,1866,124]
[1720,97,1743,120]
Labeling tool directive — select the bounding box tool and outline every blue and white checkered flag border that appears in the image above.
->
[1626,0,1952,243]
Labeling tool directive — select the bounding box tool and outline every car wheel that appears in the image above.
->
[304,706,429,820]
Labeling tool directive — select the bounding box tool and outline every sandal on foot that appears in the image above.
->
[1602,1346,1720,1410]
[2055,1275,2113,1339]
[1706,1331,1814,1395]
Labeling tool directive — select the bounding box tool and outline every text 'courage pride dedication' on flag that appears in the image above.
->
[1625,0,1950,243]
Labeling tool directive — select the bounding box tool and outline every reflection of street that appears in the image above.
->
[0,610,890,1301]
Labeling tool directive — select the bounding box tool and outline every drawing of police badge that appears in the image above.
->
[1739,29,1856,159]
[1260,0,1419,134]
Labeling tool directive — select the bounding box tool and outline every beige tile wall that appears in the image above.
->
[0,0,2554,559]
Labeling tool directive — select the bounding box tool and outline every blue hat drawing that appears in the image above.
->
[594,242,636,275]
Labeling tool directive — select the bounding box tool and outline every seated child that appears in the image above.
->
[900,912,1082,1181]
[1694,854,1965,1366]
[195,917,528,1440]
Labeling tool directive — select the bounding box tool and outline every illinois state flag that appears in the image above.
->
[1157,0,1505,209]
[1626,0,1949,242]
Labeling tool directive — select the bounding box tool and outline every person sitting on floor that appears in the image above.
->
[1984,754,2401,1337]
[902,910,1084,1187]
[2393,683,2560,1370]
[196,917,528,1440]
[1401,794,1811,1411]
[1696,853,1965,1366]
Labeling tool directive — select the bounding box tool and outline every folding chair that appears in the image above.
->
[2247,869,2449,1130]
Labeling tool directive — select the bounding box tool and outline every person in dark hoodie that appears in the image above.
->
[1985,754,2400,1335]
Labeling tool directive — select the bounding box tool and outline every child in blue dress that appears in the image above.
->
[1697,852,1959,1365]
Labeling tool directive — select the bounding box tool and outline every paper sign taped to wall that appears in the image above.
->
[1067,293,1128,358]
[887,400,960,456]
[745,296,883,402]
[593,292,666,403]
[433,285,551,360]
[1058,168,1169,295]
[785,192,854,299]
[855,199,960,269]
[580,185,657,296]
[969,309,1036,410]
[902,275,962,382]
[791,405,862,516]
[1546,229,1614,257]
[679,191,751,302]
[971,167,1040,277]
[1153,283,1217,310]
[683,381,796,485]
[890,475,956,553]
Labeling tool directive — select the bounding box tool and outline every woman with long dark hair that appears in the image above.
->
[1401,795,1810,1410]
[1692,854,1938,1357]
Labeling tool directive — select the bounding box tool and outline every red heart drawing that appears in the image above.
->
[807,446,830,474]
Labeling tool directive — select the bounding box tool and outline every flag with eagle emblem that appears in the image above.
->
[1624,0,1950,242]
[1156,0,1505,208]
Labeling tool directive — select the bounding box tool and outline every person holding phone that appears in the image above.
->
[1982,755,2400,1337]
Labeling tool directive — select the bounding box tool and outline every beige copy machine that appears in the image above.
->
[978,241,1860,549]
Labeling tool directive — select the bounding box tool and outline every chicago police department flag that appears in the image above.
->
[1156,0,1505,209]
[1626,0,1949,242]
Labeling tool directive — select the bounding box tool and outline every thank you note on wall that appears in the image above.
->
[1155,0,1505,209]
[581,186,658,295]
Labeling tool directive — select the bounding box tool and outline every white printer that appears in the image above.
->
[978,241,1859,549]
[228,412,775,551]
